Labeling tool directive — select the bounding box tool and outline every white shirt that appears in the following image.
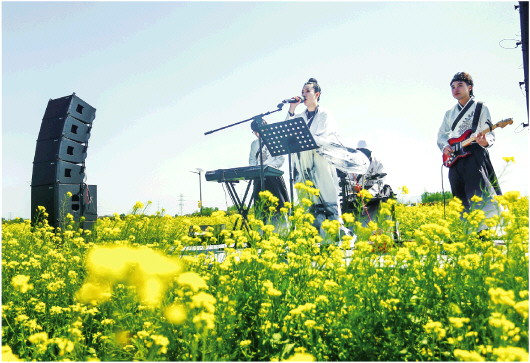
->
[248,138,284,169]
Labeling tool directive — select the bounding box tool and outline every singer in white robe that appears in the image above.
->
[286,78,370,229]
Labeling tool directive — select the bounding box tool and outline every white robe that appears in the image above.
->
[437,98,495,152]
[286,107,370,207]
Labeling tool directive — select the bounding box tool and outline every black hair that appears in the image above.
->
[251,118,267,133]
[304,78,321,100]
[450,72,474,97]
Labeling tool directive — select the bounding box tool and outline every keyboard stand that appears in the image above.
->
[223,180,254,232]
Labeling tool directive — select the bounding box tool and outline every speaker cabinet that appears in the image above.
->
[33,137,88,164]
[31,184,97,227]
[32,93,97,228]
[38,115,92,143]
[31,160,85,186]
[42,93,96,124]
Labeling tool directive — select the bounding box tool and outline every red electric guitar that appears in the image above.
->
[443,118,513,168]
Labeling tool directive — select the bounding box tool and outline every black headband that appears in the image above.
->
[450,72,473,86]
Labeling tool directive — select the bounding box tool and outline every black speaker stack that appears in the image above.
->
[31,93,98,229]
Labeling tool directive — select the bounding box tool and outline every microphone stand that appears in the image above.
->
[204,103,285,194]
[256,120,265,192]
[204,104,285,136]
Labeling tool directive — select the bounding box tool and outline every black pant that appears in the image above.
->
[448,144,500,210]
[252,176,289,213]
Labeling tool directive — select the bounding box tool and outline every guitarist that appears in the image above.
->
[437,72,502,227]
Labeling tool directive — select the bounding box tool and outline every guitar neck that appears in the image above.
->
[461,124,498,147]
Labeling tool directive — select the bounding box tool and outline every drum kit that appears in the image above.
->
[338,152,396,226]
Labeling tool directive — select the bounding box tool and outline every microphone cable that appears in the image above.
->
[441,164,446,219]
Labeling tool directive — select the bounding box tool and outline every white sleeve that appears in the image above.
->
[266,154,285,169]
[311,109,340,147]
[437,110,452,151]
[249,140,259,166]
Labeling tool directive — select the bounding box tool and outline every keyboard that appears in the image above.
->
[205,165,283,182]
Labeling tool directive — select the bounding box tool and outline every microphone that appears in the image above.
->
[282,97,303,104]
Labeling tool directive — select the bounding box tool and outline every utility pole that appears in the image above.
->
[517,2,529,125]
[190,168,204,215]
[178,194,184,215]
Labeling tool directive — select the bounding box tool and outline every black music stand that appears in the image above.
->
[258,117,319,203]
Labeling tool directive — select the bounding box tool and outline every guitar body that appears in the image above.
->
[442,118,512,168]
[443,129,473,167]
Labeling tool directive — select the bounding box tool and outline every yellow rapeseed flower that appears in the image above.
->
[190,292,216,313]
[11,275,33,293]
[449,317,470,329]
[177,272,208,292]
[489,287,516,307]
[513,300,528,319]
[341,213,355,224]
[263,280,282,297]
[2,345,22,362]
[458,254,482,270]
[81,245,182,306]
[470,195,483,203]
[76,281,113,305]
[301,198,313,207]
[164,303,187,324]
[28,332,49,345]
[192,311,215,331]
[488,313,516,332]
[357,189,373,200]
[453,349,485,361]
[492,346,528,361]
[283,352,315,361]
[321,219,340,236]
[148,334,169,354]
[423,320,446,340]
[239,340,252,347]
[52,337,75,356]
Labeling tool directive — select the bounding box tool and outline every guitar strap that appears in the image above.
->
[473,101,501,195]
[471,101,483,133]
[451,99,475,131]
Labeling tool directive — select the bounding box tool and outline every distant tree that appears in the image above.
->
[189,206,219,217]
[227,205,240,215]
[2,217,25,224]
[421,191,453,204]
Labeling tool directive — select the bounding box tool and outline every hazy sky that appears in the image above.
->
[2,0,529,218]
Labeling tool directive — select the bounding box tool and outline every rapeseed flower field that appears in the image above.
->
[1,182,528,361]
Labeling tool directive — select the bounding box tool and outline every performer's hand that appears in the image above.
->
[443,145,454,155]
[288,96,303,113]
[475,133,489,147]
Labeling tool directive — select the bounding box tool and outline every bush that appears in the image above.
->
[421,191,453,204]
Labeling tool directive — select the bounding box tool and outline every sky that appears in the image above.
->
[2,0,529,219]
